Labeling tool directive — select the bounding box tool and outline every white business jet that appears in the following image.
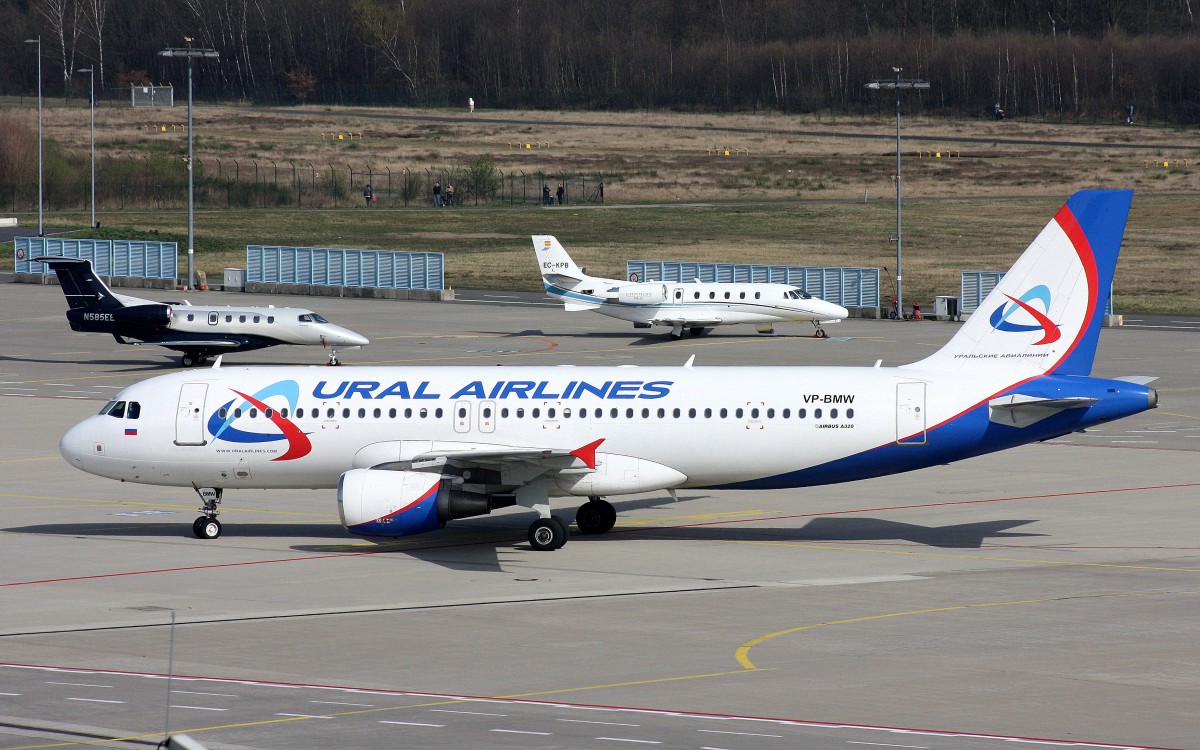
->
[36,256,369,366]
[533,235,849,339]
[59,191,1156,550]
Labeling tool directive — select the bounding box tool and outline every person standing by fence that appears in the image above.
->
[433,181,443,207]
[556,184,565,205]
[363,184,373,205]
[542,184,551,205]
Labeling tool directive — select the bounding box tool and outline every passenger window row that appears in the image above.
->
[213,404,855,422]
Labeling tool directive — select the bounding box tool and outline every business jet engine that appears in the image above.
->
[337,468,493,537]
[617,283,668,305]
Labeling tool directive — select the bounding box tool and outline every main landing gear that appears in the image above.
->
[190,485,223,539]
[575,497,617,535]
[528,516,570,551]
[179,350,209,367]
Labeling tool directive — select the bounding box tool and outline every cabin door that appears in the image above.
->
[895,382,927,445]
[175,383,209,446]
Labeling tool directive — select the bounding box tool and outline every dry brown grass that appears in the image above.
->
[8,101,1200,313]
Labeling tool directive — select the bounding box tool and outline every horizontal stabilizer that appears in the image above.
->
[988,393,1098,428]
[1114,375,1158,385]
[564,299,603,312]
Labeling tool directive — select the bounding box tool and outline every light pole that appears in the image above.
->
[23,37,43,237]
[865,68,928,319]
[77,67,96,229]
[158,42,219,290]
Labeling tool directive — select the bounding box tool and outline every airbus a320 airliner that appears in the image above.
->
[59,191,1156,549]
[534,235,849,338]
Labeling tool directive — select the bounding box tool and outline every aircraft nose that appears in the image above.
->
[336,327,370,347]
[822,302,850,320]
[59,419,88,469]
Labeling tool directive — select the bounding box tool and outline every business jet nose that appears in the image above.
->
[336,327,370,347]
[821,301,850,321]
[59,419,88,469]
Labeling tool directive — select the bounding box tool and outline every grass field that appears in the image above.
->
[7,103,1200,313]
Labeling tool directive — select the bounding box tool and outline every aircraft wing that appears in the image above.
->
[409,438,604,472]
[988,394,1099,428]
[129,339,244,348]
[652,316,725,327]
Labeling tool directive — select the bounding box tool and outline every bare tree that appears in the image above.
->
[82,0,110,90]
[34,0,83,99]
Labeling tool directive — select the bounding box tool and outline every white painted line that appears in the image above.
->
[311,700,375,707]
[430,708,507,716]
[44,383,70,386]
[698,729,784,738]
[596,738,662,745]
[380,720,445,727]
[484,294,520,299]
[171,705,228,712]
[846,742,930,749]
[1,388,38,391]
[1110,440,1157,444]
[49,681,112,688]
[276,713,334,719]
[67,697,126,704]
[491,729,552,735]
[0,692,22,696]
[557,718,641,727]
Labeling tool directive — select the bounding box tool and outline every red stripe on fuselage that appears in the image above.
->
[231,389,313,461]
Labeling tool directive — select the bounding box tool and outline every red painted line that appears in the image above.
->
[0,663,1184,750]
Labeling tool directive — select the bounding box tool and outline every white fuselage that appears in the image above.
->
[57,362,1151,497]
[157,304,369,347]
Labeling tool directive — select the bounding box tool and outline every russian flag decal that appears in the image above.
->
[124,428,137,436]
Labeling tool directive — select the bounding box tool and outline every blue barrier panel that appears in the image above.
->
[14,237,177,279]
[960,271,1113,315]
[247,246,445,290]
[626,261,880,308]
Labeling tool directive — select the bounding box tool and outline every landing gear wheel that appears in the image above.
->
[180,352,198,367]
[689,326,706,337]
[193,517,222,539]
[814,327,828,338]
[576,499,617,535]
[528,517,567,551]
[669,329,684,341]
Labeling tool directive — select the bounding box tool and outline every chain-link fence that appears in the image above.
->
[0,160,606,213]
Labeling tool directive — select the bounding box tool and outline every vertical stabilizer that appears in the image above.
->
[34,256,124,311]
[903,190,1132,377]
[532,235,590,284]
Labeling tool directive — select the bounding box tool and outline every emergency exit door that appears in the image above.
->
[895,382,927,445]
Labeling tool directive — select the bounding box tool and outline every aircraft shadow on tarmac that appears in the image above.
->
[649,516,1045,549]
[498,328,825,346]
[5,521,350,539]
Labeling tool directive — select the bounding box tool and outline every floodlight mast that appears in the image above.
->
[158,43,219,290]
[23,37,43,236]
[865,69,929,319]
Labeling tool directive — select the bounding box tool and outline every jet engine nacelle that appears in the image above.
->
[114,303,173,329]
[617,283,668,305]
[337,468,492,538]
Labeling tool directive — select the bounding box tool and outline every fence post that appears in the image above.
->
[292,161,299,208]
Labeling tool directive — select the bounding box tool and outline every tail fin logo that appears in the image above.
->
[988,285,1061,345]
[206,380,312,461]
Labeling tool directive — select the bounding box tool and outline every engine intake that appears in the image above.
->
[338,468,494,538]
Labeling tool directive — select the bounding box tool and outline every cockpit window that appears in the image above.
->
[127,402,141,420]
[100,401,127,418]
[785,289,812,300]
[298,313,330,324]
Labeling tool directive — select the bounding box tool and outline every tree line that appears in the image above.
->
[4,0,1200,121]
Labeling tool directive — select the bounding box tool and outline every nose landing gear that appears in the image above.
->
[190,484,223,539]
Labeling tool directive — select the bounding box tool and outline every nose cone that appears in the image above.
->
[819,301,850,321]
[329,325,370,347]
[59,419,88,469]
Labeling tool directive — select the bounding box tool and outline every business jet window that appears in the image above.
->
[755,292,761,299]
[693,292,700,299]
[739,292,745,299]
[208,312,219,324]
[253,315,261,323]
[187,313,195,321]
[724,292,730,299]
[239,315,247,323]
[225,314,233,323]
[267,316,275,323]
[709,292,716,299]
